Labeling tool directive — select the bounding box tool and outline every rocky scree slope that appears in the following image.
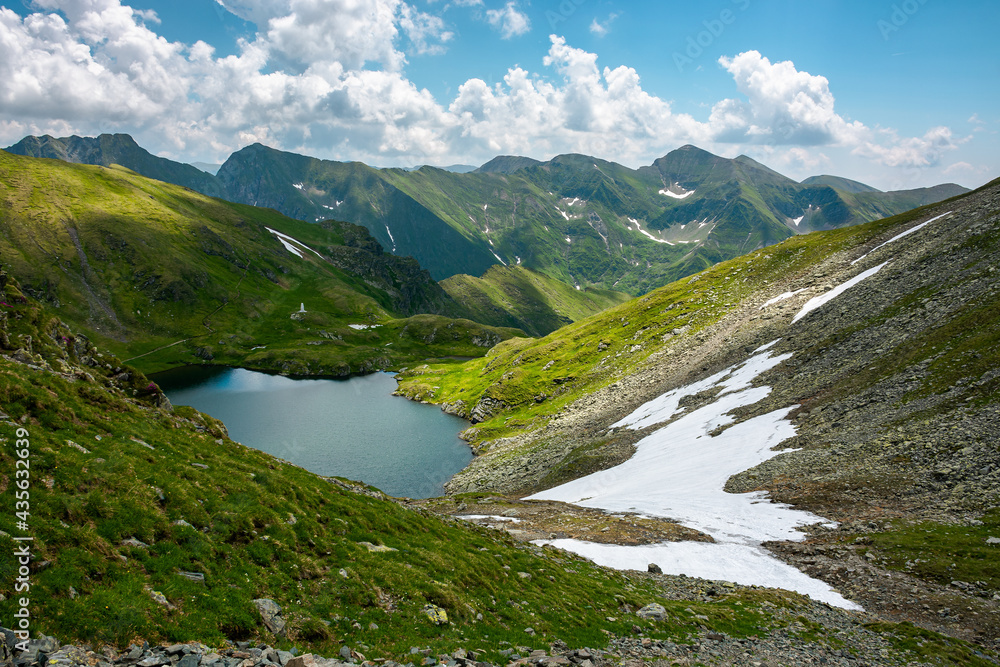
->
[4,267,996,666]
[398,180,1000,648]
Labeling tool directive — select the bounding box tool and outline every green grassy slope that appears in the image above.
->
[217,145,500,281]
[0,151,518,376]
[4,134,224,198]
[399,180,1000,644]
[9,134,966,311]
[217,142,966,298]
[0,271,991,666]
[440,266,631,337]
[396,185,987,449]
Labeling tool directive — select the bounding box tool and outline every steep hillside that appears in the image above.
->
[475,155,544,174]
[4,134,224,198]
[0,266,994,666]
[441,266,631,337]
[216,144,499,281]
[801,175,882,194]
[215,142,968,295]
[0,151,518,376]
[11,134,965,298]
[398,180,1000,646]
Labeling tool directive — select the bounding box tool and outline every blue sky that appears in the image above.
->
[1,0,996,189]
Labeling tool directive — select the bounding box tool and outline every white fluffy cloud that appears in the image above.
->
[589,13,618,38]
[713,50,865,146]
[0,2,966,184]
[485,1,529,39]
[710,51,960,169]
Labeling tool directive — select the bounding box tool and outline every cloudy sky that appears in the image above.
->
[1,0,997,189]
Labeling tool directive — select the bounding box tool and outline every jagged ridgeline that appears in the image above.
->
[6,135,967,297]
[0,151,524,375]
[0,266,993,666]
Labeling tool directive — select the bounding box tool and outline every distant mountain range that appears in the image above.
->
[5,134,968,295]
[7,133,224,197]
[0,149,531,375]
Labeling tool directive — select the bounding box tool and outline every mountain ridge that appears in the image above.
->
[0,149,521,375]
[1,251,992,664]
[397,178,1000,644]
[5,134,969,297]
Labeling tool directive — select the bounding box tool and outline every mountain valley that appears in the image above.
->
[0,139,997,666]
[398,179,1000,648]
[6,135,967,296]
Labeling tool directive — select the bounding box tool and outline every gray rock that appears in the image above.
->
[138,655,170,667]
[338,647,352,661]
[176,655,201,667]
[636,603,667,620]
[647,563,662,574]
[252,599,286,636]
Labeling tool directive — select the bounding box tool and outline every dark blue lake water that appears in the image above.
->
[152,366,472,498]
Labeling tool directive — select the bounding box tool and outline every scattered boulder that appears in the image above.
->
[252,598,287,636]
[421,604,448,625]
[636,603,667,621]
[356,541,397,553]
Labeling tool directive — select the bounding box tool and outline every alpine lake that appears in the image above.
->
[152,366,473,499]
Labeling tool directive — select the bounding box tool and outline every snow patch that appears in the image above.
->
[791,216,804,226]
[528,346,860,610]
[565,236,572,244]
[636,227,674,245]
[348,324,380,330]
[491,251,508,266]
[759,289,807,310]
[851,211,951,266]
[457,515,522,524]
[266,227,323,259]
[384,225,396,249]
[793,262,889,324]
[536,540,854,606]
[292,183,304,190]
[556,208,570,221]
[659,183,695,199]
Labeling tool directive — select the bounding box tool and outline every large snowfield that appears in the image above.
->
[528,345,862,609]
[527,254,905,609]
